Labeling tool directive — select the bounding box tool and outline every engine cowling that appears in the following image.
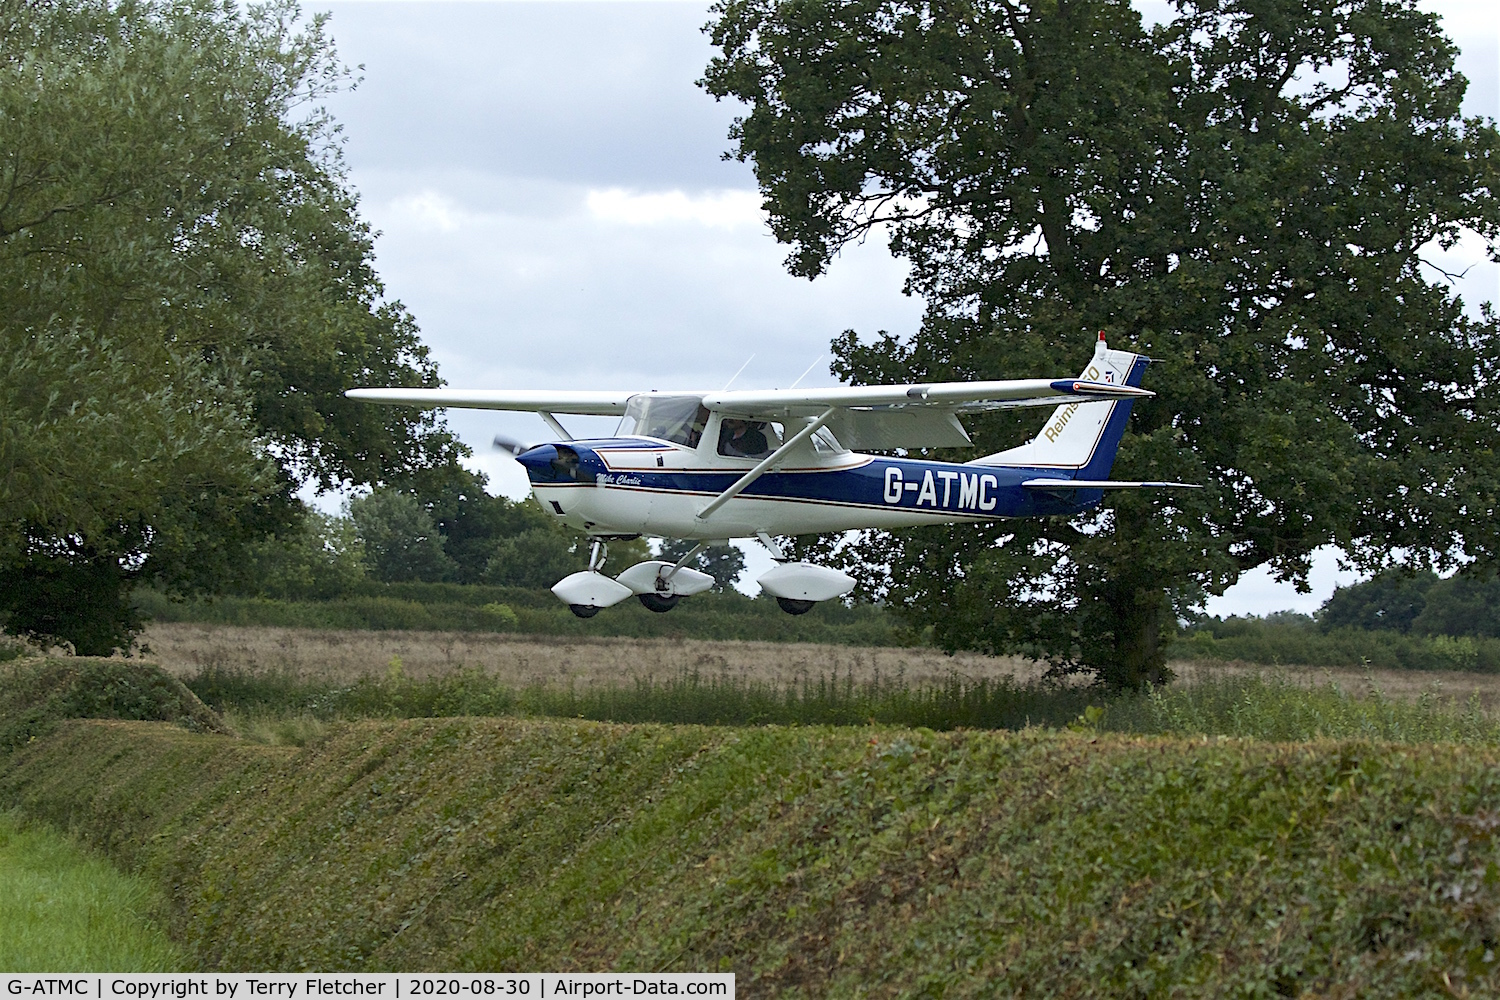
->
[516,443,599,485]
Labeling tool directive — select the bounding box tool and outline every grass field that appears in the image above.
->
[142,622,1500,702]
[135,583,907,646]
[0,810,184,971]
[140,623,1029,688]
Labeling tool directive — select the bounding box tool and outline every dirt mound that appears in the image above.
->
[0,658,230,751]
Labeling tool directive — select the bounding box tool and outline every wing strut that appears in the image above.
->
[539,411,573,442]
[696,408,835,521]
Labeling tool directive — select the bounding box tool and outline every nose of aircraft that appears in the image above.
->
[516,443,594,484]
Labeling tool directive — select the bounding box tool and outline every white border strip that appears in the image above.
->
[4,974,734,1000]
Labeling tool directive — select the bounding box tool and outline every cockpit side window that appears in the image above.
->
[716,419,846,460]
[717,418,780,459]
[617,395,710,448]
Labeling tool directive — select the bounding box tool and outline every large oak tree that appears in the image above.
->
[0,0,463,653]
[705,0,1500,686]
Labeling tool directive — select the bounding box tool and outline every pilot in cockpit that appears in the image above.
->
[718,418,771,459]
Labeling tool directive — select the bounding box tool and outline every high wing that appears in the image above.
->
[702,379,1148,414]
[345,379,1149,450]
[343,388,634,415]
[346,380,1144,415]
[704,379,1151,450]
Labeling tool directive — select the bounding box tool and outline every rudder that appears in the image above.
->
[971,334,1148,477]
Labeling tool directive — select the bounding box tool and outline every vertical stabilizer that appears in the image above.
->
[971,334,1148,476]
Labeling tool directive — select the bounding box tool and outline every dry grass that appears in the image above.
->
[140,623,1038,688]
[139,623,1500,707]
[1171,658,1500,709]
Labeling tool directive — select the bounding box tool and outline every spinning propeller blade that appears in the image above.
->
[492,434,531,457]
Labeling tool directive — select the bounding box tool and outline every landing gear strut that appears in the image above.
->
[563,539,623,618]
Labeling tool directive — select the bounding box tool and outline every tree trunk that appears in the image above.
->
[1102,582,1173,690]
[1095,507,1175,690]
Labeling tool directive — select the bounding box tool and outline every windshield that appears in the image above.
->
[617,395,710,448]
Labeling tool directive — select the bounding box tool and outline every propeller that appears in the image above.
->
[492,434,531,457]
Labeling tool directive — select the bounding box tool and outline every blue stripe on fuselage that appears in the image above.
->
[529,439,1101,518]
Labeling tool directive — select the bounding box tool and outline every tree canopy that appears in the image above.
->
[1318,569,1500,638]
[0,0,464,652]
[705,0,1500,686]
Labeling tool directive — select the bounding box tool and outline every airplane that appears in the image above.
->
[347,333,1195,618]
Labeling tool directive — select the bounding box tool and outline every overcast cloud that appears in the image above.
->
[312,0,1498,613]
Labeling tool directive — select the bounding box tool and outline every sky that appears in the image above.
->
[309,0,1500,614]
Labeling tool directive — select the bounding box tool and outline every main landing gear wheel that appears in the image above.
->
[638,592,681,613]
[568,604,601,619]
[776,597,816,616]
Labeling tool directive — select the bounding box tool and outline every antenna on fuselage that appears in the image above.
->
[788,354,825,389]
[721,354,756,391]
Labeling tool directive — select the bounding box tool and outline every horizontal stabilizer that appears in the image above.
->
[1022,479,1201,490]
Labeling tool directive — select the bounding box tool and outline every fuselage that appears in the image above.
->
[516,437,1103,540]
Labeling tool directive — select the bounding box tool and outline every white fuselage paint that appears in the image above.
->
[523,436,1052,541]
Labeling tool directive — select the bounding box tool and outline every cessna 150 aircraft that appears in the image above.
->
[348,334,1193,618]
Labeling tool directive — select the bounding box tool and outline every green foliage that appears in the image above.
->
[184,665,1095,731]
[188,666,520,723]
[704,0,1500,689]
[345,472,592,589]
[0,812,185,972]
[483,528,583,588]
[137,589,524,633]
[1107,673,1500,743]
[0,636,34,664]
[408,465,578,584]
[135,582,907,645]
[1320,570,1439,633]
[226,508,365,602]
[0,0,464,654]
[1322,569,1500,639]
[349,489,456,584]
[0,659,229,753]
[175,658,1500,744]
[659,539,746,592]
[1,550,146,657]
[1178,614,1500,672]
[10,712,1500,990]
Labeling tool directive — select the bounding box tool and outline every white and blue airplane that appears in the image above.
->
[348,334,1194,618]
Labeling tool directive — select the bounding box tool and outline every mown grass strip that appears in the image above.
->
[0,810,185,971]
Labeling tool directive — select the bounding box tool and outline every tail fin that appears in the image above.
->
[971,334,1148,478]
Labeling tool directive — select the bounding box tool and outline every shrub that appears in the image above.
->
[0,659,229,751]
